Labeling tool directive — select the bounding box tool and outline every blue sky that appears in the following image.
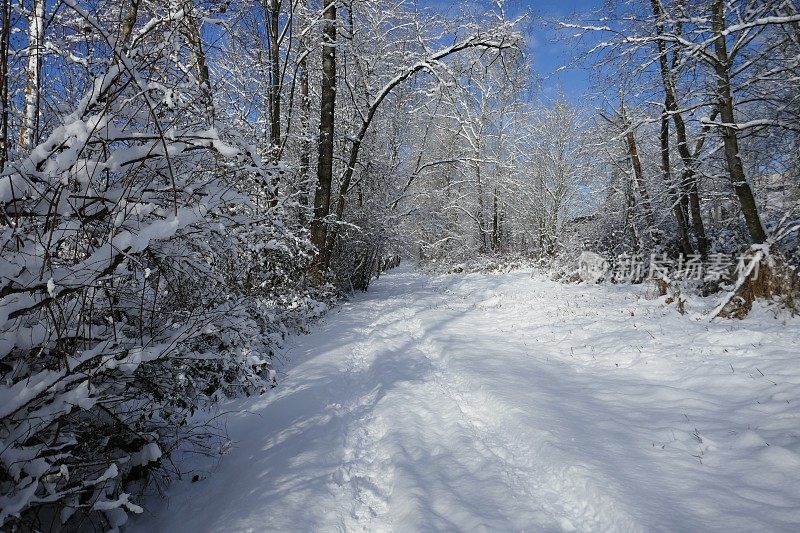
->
[422,0,606,102]
[520,0,605,101]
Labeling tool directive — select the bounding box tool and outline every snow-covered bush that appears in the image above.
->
[0,3,323,529]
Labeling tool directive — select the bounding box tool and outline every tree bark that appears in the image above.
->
[19,0,44,149]
[711,0,767,244]
[310,0,337,283]
[476,160,487,254]
[660,111,694,255]
[181,0,214,122]
[622,163,640,252]
[0,0,11,171]
[621,107,657,242]
[266,0,282,153]
[492,188,500,251]
[651,0,709,256]
[298,45,311,224]
[120,0,140,44]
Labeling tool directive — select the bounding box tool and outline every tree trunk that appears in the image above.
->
[266,0,282,153]
[310,0,337,283]
[660,110,694,255]
[650,0,692,255]
[711,0,767,244]
[651,0,709,256]
[622,166,640,252]
[120,0,140,44]
[0,0,11,171]
[19,0,44,149]
[476,160,487,253]
[298,45,311,224]
[621,108,657,243]
[492,188,500,251]
[263,0,284,208]
[181,0,214,122]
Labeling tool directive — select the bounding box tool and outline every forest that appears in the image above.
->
[0,0,798,530]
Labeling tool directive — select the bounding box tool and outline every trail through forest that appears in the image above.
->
[134,268,800,532]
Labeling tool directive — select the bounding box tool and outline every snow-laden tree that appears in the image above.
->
[0,1,324,528]
[557,0,800,259]
[305,0,521,282]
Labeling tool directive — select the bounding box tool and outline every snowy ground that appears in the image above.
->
[131,267,800,532]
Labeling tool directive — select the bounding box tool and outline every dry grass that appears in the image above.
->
[719,254,800,319]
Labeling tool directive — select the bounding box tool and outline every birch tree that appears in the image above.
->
[19,0,44,149]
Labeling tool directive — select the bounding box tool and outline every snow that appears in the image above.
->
[131,267,800,532]
[136,443,162,466]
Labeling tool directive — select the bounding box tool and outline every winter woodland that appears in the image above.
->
[0,0,799,530]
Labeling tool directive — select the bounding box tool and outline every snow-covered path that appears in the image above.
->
[133,268,800,532]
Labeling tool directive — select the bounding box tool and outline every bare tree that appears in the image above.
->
[711,0,767,243]
[651,0,709,255]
